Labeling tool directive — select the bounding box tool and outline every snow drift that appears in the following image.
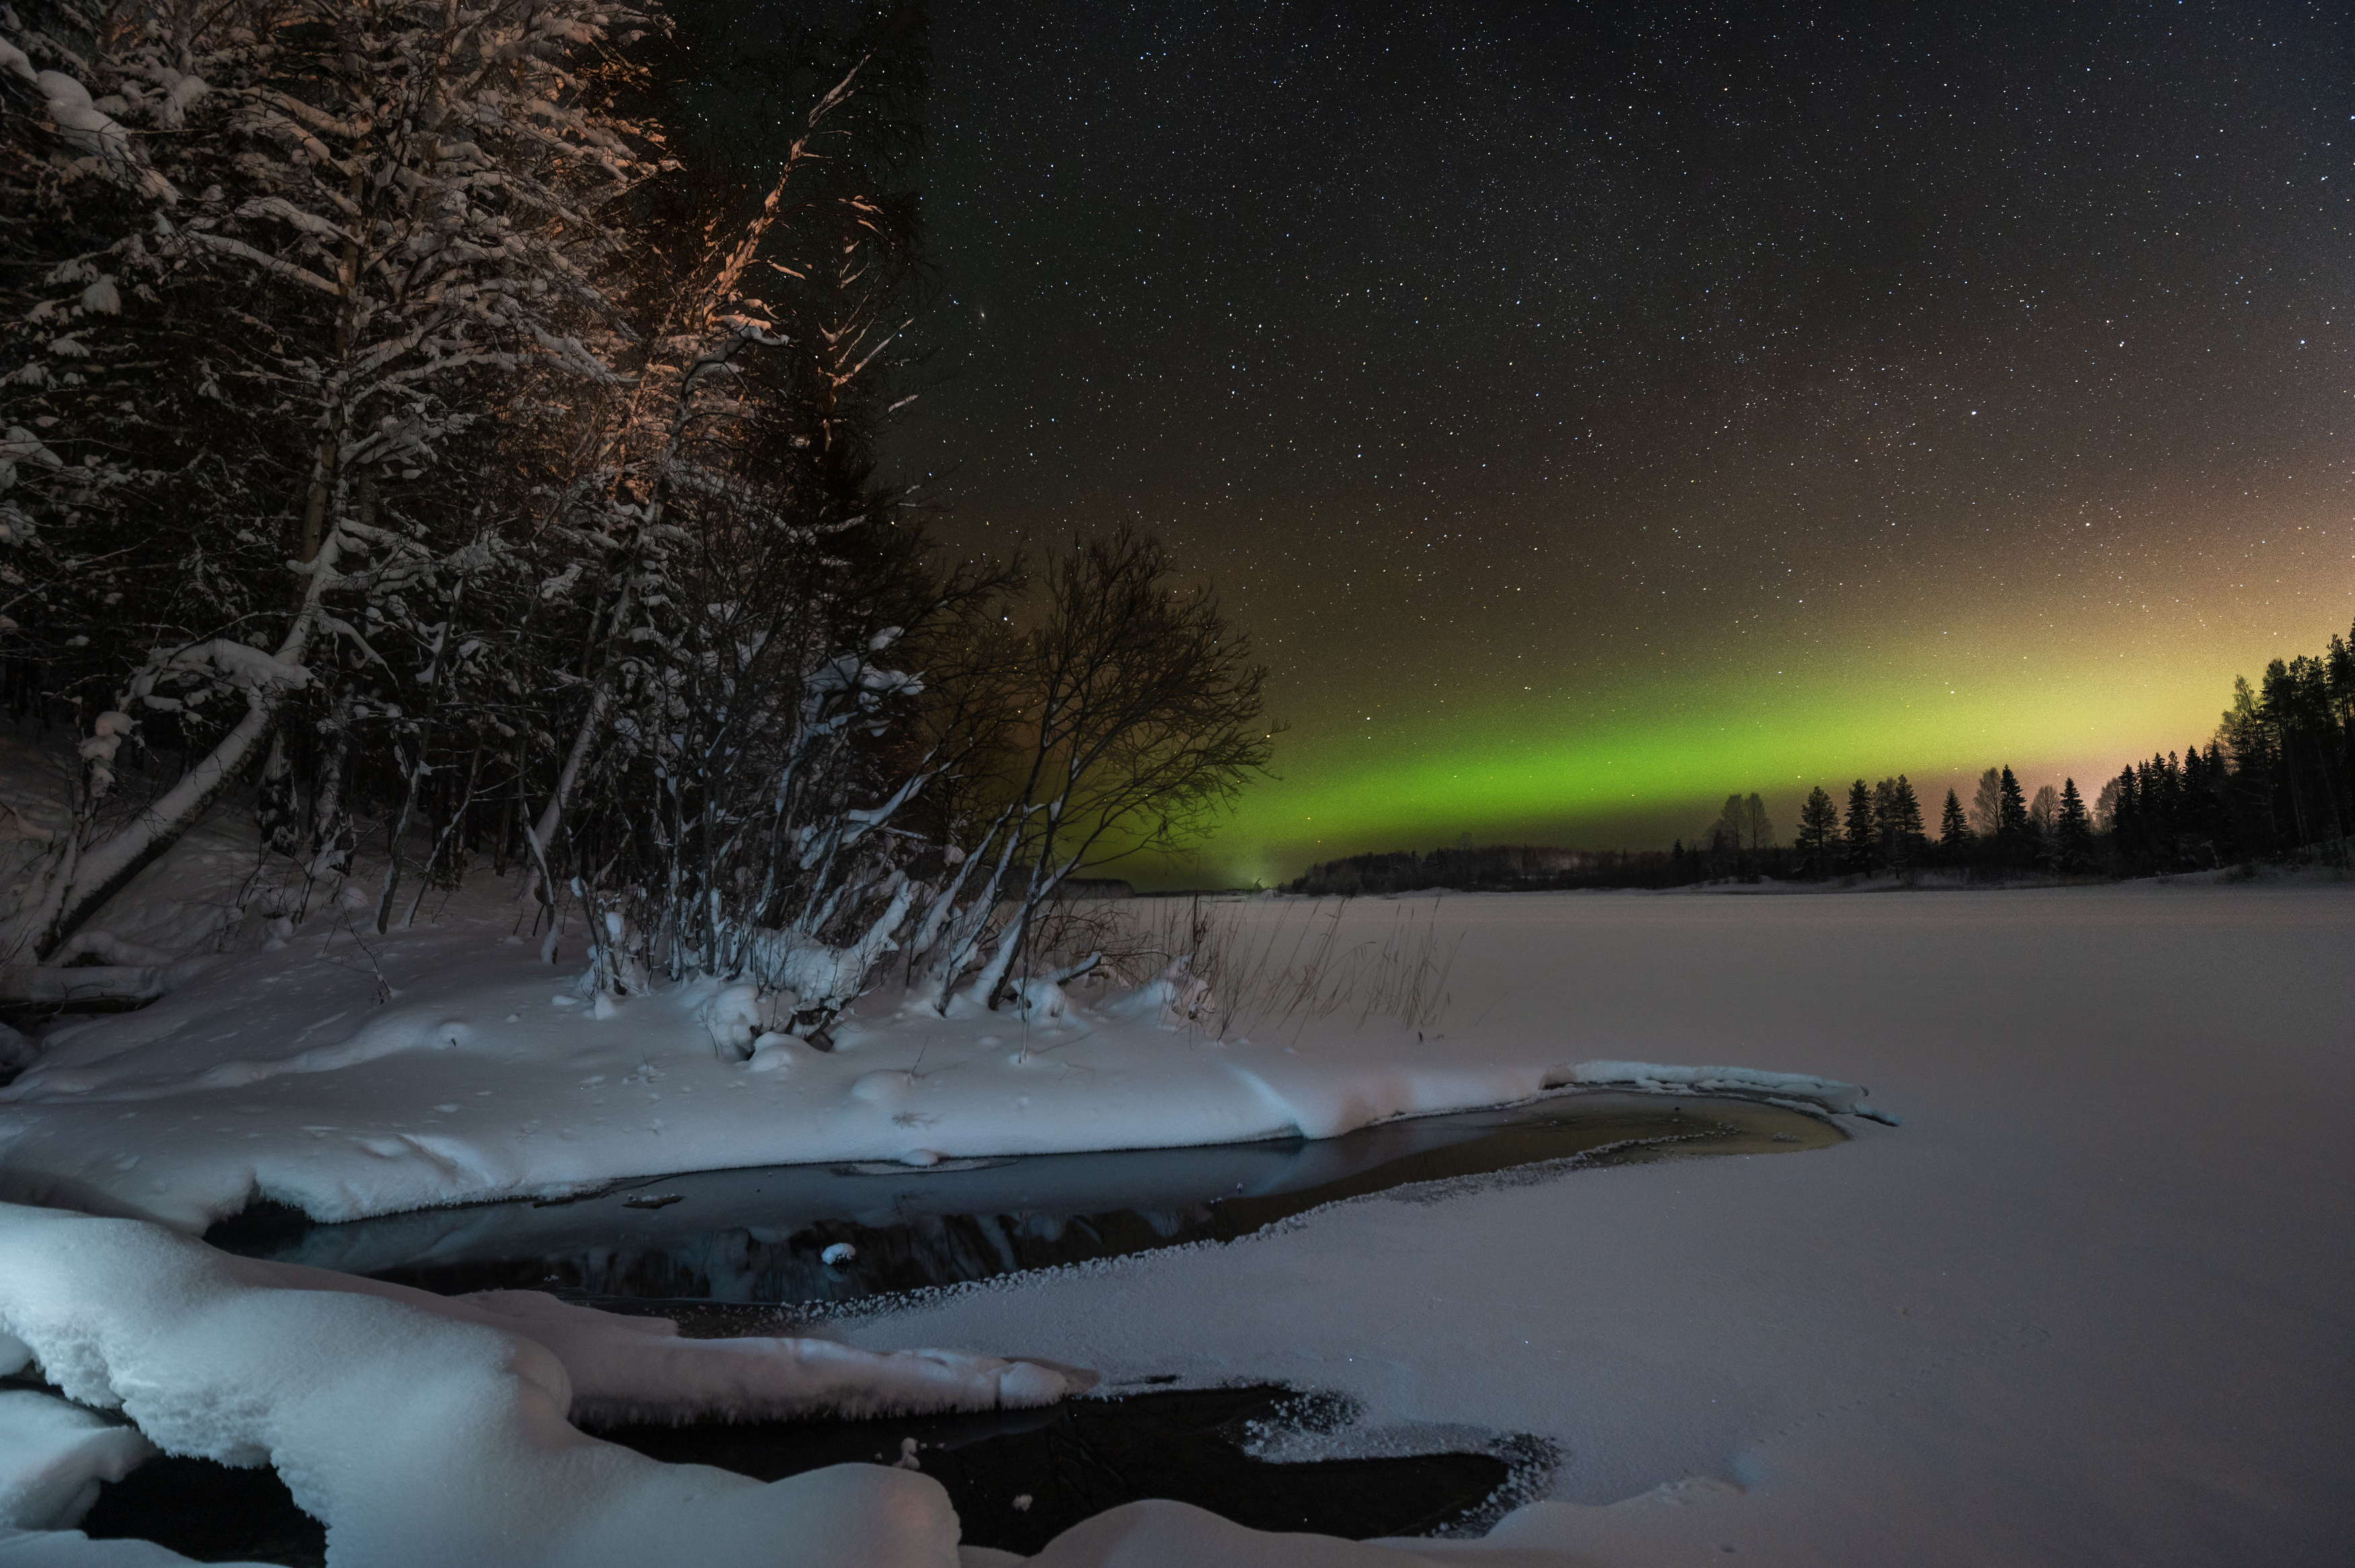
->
[0,1202,1082,1567]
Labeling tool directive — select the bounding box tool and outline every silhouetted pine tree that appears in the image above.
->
[2055,778,2095,872]
[1795,786,1839,879]
[2179,743,2236,867]
[2218,674,2284,852]
[1996,766,2032,868]
[1870,779,1897,868]
[1891,776,1928,868]
[2106,764,2143,873]
[2144,753,2183,868]
[1842,780,1877,874]
[1938,788,1971,864]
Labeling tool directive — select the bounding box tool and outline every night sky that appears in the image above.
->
[692,2,2355,885]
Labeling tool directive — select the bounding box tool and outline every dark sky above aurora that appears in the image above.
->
[684,1,2354,886]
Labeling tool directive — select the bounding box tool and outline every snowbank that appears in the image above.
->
[0,1200,1616,1568]
[0,1201,1089,1567]
[0,907,1883,1231]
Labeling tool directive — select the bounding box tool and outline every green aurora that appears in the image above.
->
[1177,607,2352,888]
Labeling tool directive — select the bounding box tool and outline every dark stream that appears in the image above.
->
[205,1090,1843,1304]
[83,1092,1840,1560]
[63,1382,1527,1563]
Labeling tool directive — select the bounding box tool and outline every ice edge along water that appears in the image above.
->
[0,918,1891,1234]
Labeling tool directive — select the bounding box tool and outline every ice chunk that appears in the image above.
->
[1550,1060,1900,1125]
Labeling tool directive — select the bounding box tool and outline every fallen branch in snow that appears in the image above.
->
[1545,1060,1902,1126]
[0,956,219,1009]
[41,932,177,969]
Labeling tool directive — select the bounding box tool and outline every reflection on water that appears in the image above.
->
[206,1090,1843,1304]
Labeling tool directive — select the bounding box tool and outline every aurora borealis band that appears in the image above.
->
[681,1,2355,885]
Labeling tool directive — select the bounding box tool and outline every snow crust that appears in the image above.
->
[1550,1061,1899,1124]
[4,871,2346,1565]
[0,1530,270,1565]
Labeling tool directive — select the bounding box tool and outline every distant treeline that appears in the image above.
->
[1289,845,1679,896]
[1287,620,2355,893]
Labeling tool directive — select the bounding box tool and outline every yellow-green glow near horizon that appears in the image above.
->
[886,4,2355,888]
[1189,585,2355,887]
[1228,668,2214,871]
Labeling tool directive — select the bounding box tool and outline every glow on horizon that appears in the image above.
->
[1165,604,2352,888]
[1238,670,2194,850]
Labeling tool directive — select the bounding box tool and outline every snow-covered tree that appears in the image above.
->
[0,0,661,985]
[494,43,1004,1038]
[905,529,1274,1016]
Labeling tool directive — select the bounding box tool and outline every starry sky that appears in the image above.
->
[680,1,2354,887]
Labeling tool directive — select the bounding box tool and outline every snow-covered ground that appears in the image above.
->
[2,874,2349,1564]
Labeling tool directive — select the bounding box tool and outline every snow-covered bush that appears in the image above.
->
[503,56,1021,1029]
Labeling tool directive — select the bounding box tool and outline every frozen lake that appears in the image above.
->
[831,881,2355,1566]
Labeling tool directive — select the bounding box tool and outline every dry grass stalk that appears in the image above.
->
[1025,895,1457,1042]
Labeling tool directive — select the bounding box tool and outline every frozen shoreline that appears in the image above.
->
[0,901,1887,1232]
[2,881,2348,1566]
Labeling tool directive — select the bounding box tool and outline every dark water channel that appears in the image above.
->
[62,1382,1524,1563]
[207,1090,1842,1304]
[122,1093,1841,1559]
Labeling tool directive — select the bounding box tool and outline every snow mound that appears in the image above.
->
[1006,1497,1453,1565]
[0,920,1600,1230]
[0,1203,1081,1567]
